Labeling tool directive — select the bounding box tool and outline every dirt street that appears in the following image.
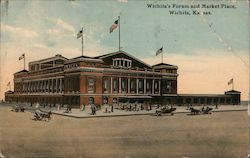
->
[0,106,248,158]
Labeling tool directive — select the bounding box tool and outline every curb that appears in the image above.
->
[52,111,155,118]
[51,109,248,119]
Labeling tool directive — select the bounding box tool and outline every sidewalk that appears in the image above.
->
[51,105,248,118]
[0,102,247,118]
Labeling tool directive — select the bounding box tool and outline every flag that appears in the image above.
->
[19,53,25,60]
[77,29,83,39]
[156,47,163,56]
[7,82,10,86]
[110,19,119,33]
[228,78,233,85]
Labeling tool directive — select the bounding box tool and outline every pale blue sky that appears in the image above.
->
[1,0,249,56]
[0,0,249,100]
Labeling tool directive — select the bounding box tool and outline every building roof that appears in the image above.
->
[178,94,230,97]
[14,69,28,74]
[225,90,241,93]
[95,50,152,68]
[71,55,94,59]
[5,90,14,94]
[65,55,103,64]
[152,63,178,69]
[225,90,241,94]
[152,63,175,67]
[29,54,68,65]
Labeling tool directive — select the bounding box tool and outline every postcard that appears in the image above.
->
[0,0,249,158]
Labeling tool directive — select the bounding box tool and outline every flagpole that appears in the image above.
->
[118,16,120,51]
[162,50,163,63]
[232,79,234,90]
[81,27,83,56]
[24,54,25,70]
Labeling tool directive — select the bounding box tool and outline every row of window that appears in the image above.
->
[28,67,64,76]
[65,63,79,69]
[14,79,64,93]
[30,59,65,71]
[113,58,132,68]
[88,78,161,94]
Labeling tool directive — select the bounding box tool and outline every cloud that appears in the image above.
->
[1,24,38,38]
[46,29,61,35]
[44,17,75,36]
[55,18,75,32]
[69,1,80,7]
[117,0,128,3]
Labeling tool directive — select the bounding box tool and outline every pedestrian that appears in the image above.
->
[35,102,42,119]
[93,104,96,115]
[57,104,61,111]
[81,104,85,111]
[91,104,95,115]
[215,104,218,109]
[201,104,205,111]
[90,104,93,115]
[68,104,72,113]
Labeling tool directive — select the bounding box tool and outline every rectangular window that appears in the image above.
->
[167,82,171,93]
[122,79,127,92]
[88,78,95,93]
[154,81,159,93]
[139,80,142,90]
[147,81,150,89]
[114,80,117,89]
[131,80,134,89]
[122,80,125,89]
[103,78,109,93]
[113,79,118,93]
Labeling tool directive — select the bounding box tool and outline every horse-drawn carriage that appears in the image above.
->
[155,105,176,116]
[202,107,213,114]
[11,105,25,112]
[189,106,213,115]
[33,111,52,121]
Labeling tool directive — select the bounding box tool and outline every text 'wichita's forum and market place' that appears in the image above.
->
[147,3,237,15]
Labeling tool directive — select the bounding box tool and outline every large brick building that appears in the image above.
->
[5,51,241,107]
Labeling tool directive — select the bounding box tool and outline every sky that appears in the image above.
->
[0,0,249,100]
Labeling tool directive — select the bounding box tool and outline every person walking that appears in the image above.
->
[91,104,95,115]
[93,104,97,115]
[68,104,72,113]
[35,102,42,119]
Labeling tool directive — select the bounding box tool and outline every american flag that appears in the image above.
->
[110,19,119,33]
[228,78,233,85]
[77,29,83,39]
[19,53,25,60]
[156,47,163,56]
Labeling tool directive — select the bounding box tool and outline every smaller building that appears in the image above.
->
[4,90,14,103]
[173,90,241,105]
